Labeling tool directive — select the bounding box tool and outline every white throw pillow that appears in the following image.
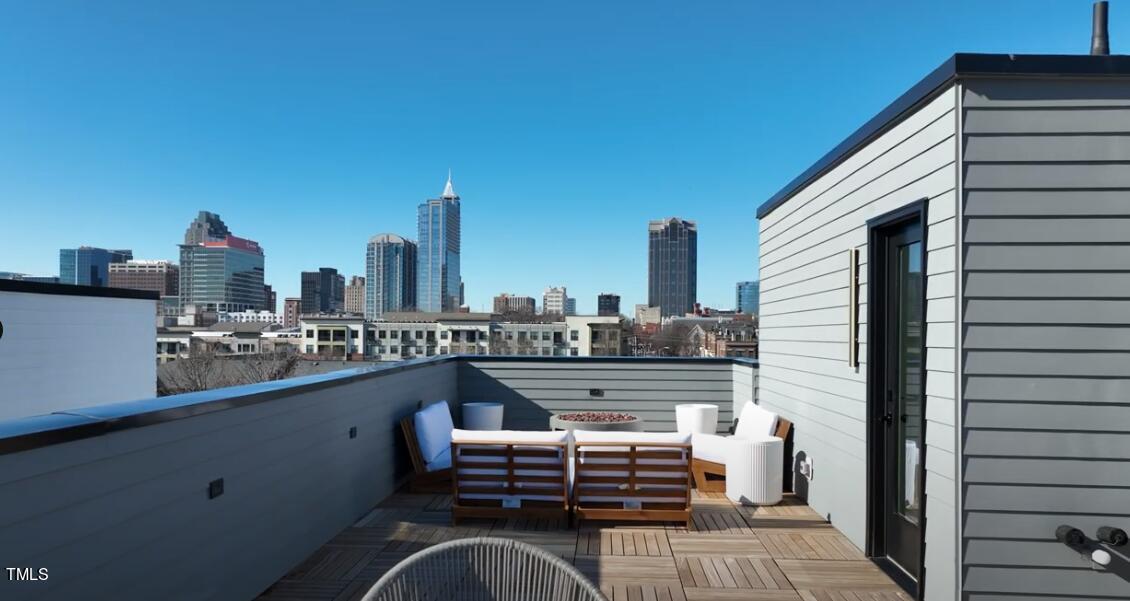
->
[734,401,778,438]
[414,400,454,464]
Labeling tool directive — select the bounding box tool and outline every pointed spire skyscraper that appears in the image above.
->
[417,171,462,312]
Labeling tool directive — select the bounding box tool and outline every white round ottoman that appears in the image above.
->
[462,402,504,431]
[725,436,784,506]
[675,403,719,434]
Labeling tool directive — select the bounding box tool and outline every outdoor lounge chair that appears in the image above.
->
[362,537,606,601]
[690,401,792,493]
[400,400,455,493]
[572,430,693,527]
[450,428,570,524]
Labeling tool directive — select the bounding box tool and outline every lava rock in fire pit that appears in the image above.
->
[550,411,645,432]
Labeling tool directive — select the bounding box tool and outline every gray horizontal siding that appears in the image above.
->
[0,362,458,601]
[960,77,1130,600]
[760,87,960,601]
[457,359,740,433]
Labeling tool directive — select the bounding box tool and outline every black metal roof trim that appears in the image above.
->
[757,53,1130,220]
[0,355,757,455]
[0,278,160,300]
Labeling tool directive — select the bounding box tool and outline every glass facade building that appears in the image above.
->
[59,247,133,287]
[647,218,697,317]
[736,280,760,315]
[300,268,345,314]
[365,234,417,319]
[178,236,265,312]
[417,174,461,312]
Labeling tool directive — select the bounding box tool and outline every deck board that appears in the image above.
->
[255,491,906,600]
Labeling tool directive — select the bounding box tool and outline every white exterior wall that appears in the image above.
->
[0,290,156,421]
[757,87,959,600]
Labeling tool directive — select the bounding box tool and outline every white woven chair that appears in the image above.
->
[362,537,606,601]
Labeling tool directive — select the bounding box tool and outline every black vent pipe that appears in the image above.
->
[1092,1,1110,56]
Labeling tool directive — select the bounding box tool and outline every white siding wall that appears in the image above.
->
[757,88,959,601]
[0,290,156,421]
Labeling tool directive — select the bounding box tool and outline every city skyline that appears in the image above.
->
[3,2,1103,312]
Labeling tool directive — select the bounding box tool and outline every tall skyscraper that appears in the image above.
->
[597,293,621,316]
[59,247,133,287]
[542,286,571,315]
[179,234,265,312]
[109,260,179,296]
[300,267,345,314]
[183,211,231,245]
[283,297,301,328]
[417,172,461,312]
[366,234,417,319]
[736,281,759,315]
[344,275,366,314]
[648,217,697,317]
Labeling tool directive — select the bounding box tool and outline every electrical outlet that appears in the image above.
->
[349,426,357,439]
[208,478,224,499]
[799,457,814,480]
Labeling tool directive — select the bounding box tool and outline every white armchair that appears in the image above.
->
[690,401,791,505]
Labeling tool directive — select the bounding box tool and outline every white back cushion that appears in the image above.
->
[734,402,778,438]
[414,400,454,464]
[571,430,690,445]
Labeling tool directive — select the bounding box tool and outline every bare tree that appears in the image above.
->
[158,346,302,396]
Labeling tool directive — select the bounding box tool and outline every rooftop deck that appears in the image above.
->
[257,490,908,601]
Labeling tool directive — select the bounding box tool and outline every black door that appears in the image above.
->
[870,212,926,586]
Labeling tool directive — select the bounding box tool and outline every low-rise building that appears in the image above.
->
[299,316,367,359]
[492,293,535,314]
[217,310,285,325]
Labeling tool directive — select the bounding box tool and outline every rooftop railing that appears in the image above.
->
[0,355,756,601]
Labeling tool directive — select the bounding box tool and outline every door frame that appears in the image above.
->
[864,199,929,599]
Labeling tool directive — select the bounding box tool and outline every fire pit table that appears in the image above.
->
[549,411,645,432]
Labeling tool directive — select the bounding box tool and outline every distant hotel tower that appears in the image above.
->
[648,217,697,317]
[178,211,266,312]
[366,234,417,319]
[417,172,462,312]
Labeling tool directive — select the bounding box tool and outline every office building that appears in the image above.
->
[564,297,576,316]
[542,286,570,315]
[183,210,231,245]
[493,293,535,314]
[647,217,697,317]
[366,234,417,319]
[300,268,345,314]
[264,284,276,313]
[597,293,621,316]
[417,172,461,312]
[59,247,133,287]
[344,276,365,314]
[283,297,301,328]
[108,260,179,296]
[179,234,265,313]
[736,280,759,314]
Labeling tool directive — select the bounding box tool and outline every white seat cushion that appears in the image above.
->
[426,446,452,472]
[690,432,734,464]
[414,400,454,465]
[734,401,778,439]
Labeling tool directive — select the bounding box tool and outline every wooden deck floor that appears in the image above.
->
[256,491,910,601]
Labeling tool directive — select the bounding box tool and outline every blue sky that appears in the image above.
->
[0,1,1121,313]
